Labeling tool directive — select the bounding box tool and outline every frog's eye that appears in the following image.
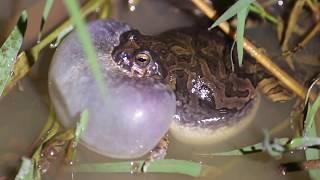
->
[134,52,151,68]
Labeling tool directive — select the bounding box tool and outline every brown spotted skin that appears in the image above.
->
[112,27,264,130]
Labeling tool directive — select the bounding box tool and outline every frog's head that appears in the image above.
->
[112,30,165,80]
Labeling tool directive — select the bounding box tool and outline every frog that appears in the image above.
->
[49,20,291,160]
[111,24,292,146]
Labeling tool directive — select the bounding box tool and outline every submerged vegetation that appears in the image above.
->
[0,0,319,179]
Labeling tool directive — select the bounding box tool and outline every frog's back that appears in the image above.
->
[153,28,257,130]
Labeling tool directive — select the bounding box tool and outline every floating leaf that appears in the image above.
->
[63,0,108,98]
[0,10,27,96]
[208,0,255,30]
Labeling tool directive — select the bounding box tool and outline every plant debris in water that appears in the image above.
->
[280,0,320,69]
[65,110,89,163]
[0,10,27,96]
[2,0,106,96]
[15,109,89,179]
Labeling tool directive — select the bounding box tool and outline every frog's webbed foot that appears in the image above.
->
[141,133,169,172]
[257,77,294,102]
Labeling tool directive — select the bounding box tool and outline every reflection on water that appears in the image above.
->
[0,0,319,179]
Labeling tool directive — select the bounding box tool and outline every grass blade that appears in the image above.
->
[304,96,320,179]
[208,0,254,66]
[288,137,320,149]
[66,110,89,162]
[49,25,74,48]
[38,0,54,41]
[74,110,89,145]
[305,96,320,136]
[198,137,289,156]
[248,2,278,24]
[236,6,249,66]
[0,10,27,96]
[198,135,320,157]
[306,148,320,180]
[208,0,255,30]
[63,0,108,98]
[72,159,202,177]
[198,142,264,156]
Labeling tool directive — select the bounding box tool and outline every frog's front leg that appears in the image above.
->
[141,133,169,172]
[242,58,294,103]
[257,77,294,102]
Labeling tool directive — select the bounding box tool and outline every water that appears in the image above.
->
[0,78,48,178]
[0,0,319,179]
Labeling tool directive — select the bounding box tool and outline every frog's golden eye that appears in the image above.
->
[135,52,151,68]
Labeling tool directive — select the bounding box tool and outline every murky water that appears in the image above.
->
[0,0,319,179]
[0,78,48,178]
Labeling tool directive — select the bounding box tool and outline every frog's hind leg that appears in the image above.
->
[141,133,169,172]
[257,77,294,102]
[242,58,294,103]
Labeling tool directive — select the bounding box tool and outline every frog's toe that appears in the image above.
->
[142,134,169,172]
[258,77,294,102]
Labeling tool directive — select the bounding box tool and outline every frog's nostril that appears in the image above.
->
[113,51,133,71]
[118,51,128,62]
[122,30,140,42]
